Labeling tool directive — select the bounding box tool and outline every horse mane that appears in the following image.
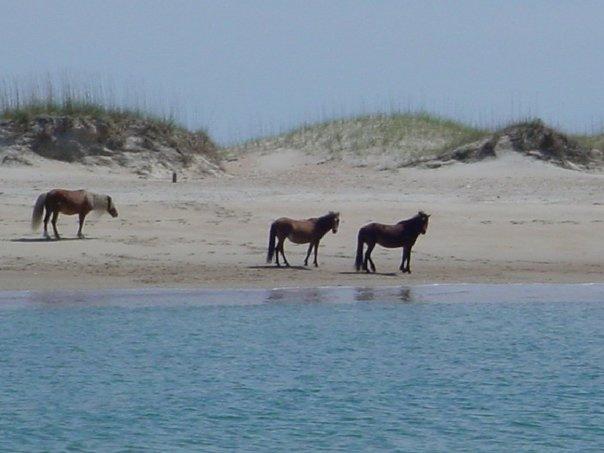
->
[397,211,428,229]
[316,211,339,227]
[88,192,110,212]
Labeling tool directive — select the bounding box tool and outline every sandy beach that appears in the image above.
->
[1,151,602,291]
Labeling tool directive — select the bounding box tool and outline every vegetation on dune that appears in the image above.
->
[0,76,220,175]
[232,112,489,167]
[573,133,604,152]
[240,112,487,156]
[2,101,181,133]
[1,75,602,171]
[0,74,193,134]
[232,114,603,170]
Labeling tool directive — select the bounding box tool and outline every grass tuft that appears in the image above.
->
[573,133,604,151]
[0,74,183,132]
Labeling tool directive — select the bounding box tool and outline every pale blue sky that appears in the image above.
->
[2,1,603,144]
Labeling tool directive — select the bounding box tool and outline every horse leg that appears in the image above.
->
[77,213,86,239]
[51,211,60,240]
[364,242,376,273]
[400,246,407,272]
[313,240,319,267]
[368,255,376,273]
[279,240,290,267]
[275,238,281,267]
[304,243,313,266]
[402,246,411,273]
[362,243,370,272]
[43,208,52,240]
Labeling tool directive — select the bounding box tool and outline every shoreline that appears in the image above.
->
[2,283,602,307]
[2,281,602,295]
[1,263,602,292]
[0,269,604,297]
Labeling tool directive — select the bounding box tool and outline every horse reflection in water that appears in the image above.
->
[31,189,118,240]
[355,287,413,303]
[266,288,329,304]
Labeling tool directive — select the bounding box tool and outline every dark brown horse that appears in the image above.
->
[355,211,430,274]
[31,189,118,239]
[267,211,340,267]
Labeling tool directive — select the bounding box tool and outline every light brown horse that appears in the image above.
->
[31,189,118,239]
[267,211,340,267]
[355,211,430,274]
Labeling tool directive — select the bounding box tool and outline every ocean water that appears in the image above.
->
[0,284,603,451]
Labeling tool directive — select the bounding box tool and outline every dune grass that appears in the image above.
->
[3,73,603,162]
[573,134,604,151]
[234,111,490,165]
[0,74,183,131]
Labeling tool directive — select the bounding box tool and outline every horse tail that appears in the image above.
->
[355,229,365,271]
[267,222,278,263]
[31,192,47,231]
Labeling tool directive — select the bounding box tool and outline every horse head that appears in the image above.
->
[418,211,430,234]
[330,211,340,233]
[107,196,119,218]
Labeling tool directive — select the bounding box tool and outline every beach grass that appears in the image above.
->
[2,74,603,158]
[228,112,604,170]
[573,133,604,151]
[0,74,183,131]
[232,111,490,166]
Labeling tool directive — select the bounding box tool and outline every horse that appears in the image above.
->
[267,211,340,267]
[31,189,118,240]
[355,211,430,274]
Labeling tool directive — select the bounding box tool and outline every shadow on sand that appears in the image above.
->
[339,271,399,277]
[11,237,97,243]
[248,265,312,271]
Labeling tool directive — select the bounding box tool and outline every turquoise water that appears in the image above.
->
[1,284,603,451]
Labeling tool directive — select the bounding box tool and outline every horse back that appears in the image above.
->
[275,217,318,243]
[361,222,410,248]
[47,189,92,215]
